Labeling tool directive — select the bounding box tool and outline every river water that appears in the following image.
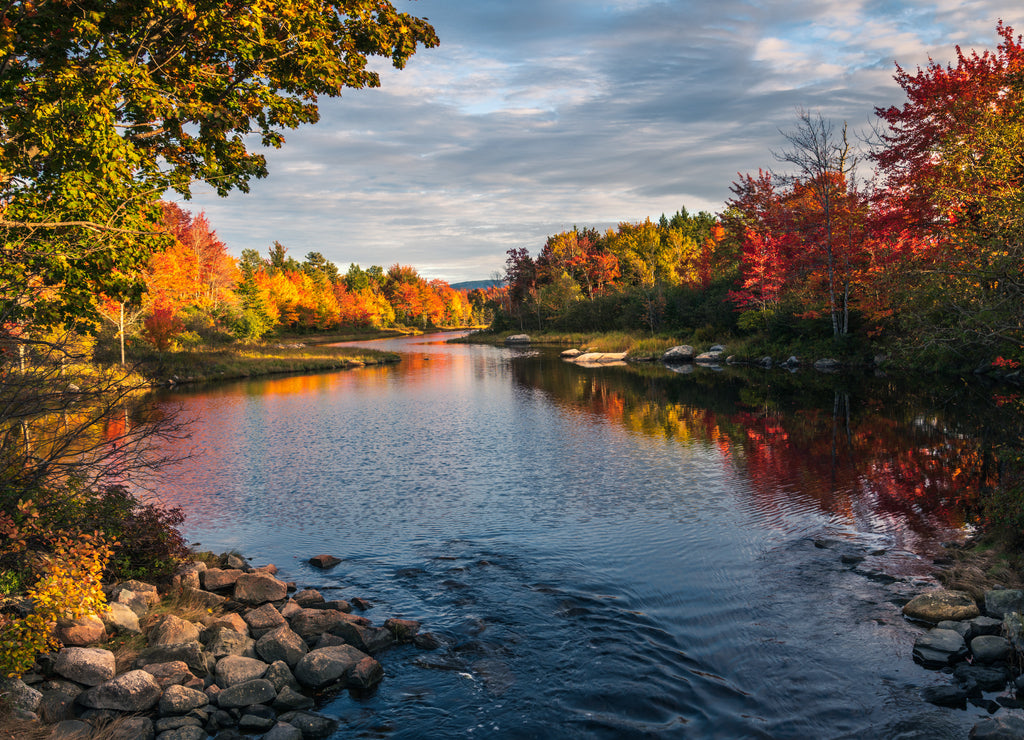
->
[147,333,1019,739]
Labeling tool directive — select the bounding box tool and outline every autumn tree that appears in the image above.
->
[0,0,438,332]
[873,22,1024,358]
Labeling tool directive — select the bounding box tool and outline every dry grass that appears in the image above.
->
[0,715,49,740]
[937,544,1024,601]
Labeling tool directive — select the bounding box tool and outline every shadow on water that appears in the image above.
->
[144,335,1024,738]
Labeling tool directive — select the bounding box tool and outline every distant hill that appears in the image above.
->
[450,279,503,290]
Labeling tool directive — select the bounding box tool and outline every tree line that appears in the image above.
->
[498,23,1024,369]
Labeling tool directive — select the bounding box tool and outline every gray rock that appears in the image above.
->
[273,685,314,711]
[171,562,204,590]
[813,358,841,371]
[903,590,980,624]
[53,647,116,686]
[155,726,205,740]
[288,608,351,643]
[349,656,385,688]
[263,723,304,740]
[159,684,209,715]
[238,703,276,731]
[385,618,421,643]
[256,624,309,667]
[215,654,268,688]
[0,677,42,712]
[154,715,202,732]
[936,620,971,640]
[38,689,77,723]
[234,573,288,605]
[148,614,201,647]
[955,663,1009,692]
[971,635,1012,664]
[294,645,373,690]
[277,711,339,739]
[78,669,162,712]
[921,684,967,708]
[140,660,195,688]
[913,628,968,668]
[215,678,277,708]
[694,350,723,365]
[224,553,247,570]
[292,589,325,608]
[967,616,1004,638]
[102,602,142,634]
[264,660,301,692]
[661,345,694,363]
[504,334,530,344]
[244,602,288,638]
[200,567,243,592]
[135,641,212,677]
[984,589,1024,619]
[970,715,1024,740]
[1004,611,1024,652]
[330,620,393,654]
[203,626,257,659]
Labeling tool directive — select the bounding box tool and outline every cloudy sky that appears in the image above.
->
[182,0,1019,283]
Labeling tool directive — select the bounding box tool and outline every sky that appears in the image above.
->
[182,0,1021,284]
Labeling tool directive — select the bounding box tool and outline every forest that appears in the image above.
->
[496,23,1024,371]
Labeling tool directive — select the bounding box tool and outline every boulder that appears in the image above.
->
[215,678,277,708]
[254,563,279,576]
[171,562,205,590]
[288,608,352,643]
[308,554,342,570]
[135,641,212,678]
[256,624,309,667]
[329,620,393,654]
[921,684,967,709]
[264,660,301,692]
[55,615,106,646]
[244,602,288,638]
[215,654,269,688]
[349,656,385,688]
[967,615,1004,638]
[277,711,338,739]
[902,590,980,624]
[504,334,530,344]
[208,613,249,636]
[971,635,1012,664]
[293,589,325,608]
[661,345,694,363]
[273,685,314,711]
[101,602,141,634]
[694,350,723,365]
[234,573,288,605]
[53,647,116,686]
[970,715,1024,740]
[264,721,304,740]
[158,684,209,716]
[203,626,257,659]
[813,358,842,372]
[149,614,201,647]
[384,618,421,643]
[78,670,162,712]
[140,660,195,689]
[180,587,227,610]
[955,663,1009,692]
[984,589,1024,619]
[560,348,582,358]
[0,678,42,713]
[913,628,968,668]
[200,568,242,592]
[155,725,204,740]
[280,600,303,619]
[294,645,372,689]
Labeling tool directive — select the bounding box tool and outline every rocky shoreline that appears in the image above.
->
[1,552,435,740]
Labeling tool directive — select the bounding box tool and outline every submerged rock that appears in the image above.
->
[913,628,967,667]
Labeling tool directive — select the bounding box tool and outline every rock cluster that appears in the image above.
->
[5,553,430,740]
[904,587,1024,723]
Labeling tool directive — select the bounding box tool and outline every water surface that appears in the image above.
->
[148,334,1014,738]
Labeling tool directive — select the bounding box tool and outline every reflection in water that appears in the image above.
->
[145,335,1020,738]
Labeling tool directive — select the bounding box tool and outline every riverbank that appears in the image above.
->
[0,550,434,740]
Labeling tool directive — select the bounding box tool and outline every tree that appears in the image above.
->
[0,0,438,330]
[873,22,1024,357]
[773,111,865,338]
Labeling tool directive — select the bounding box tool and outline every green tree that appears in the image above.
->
[0,0,438,330]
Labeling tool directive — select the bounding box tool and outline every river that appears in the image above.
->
[147,333,1016,739]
